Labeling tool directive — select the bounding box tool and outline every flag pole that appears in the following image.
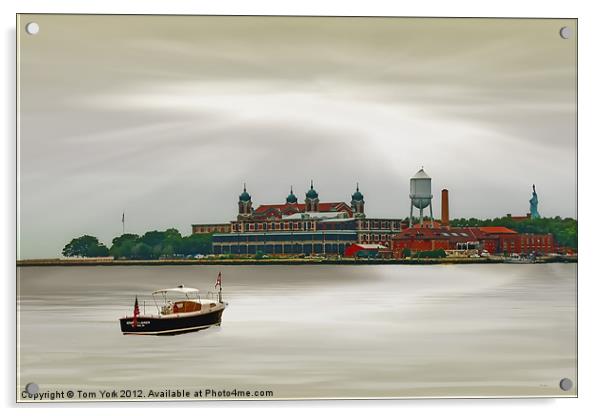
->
[133,295,139,328]
[216,272,223,303]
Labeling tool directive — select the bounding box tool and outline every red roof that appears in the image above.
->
[254,202,350,214]
[349,243,387,250]
[478,226,517,235]
[393,227,490,240]
[394,227,440,239]
[253,204,301,214]
[411,220,442,228]
[344,243,389,257]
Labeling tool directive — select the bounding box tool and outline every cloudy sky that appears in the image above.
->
[17,15,576,259]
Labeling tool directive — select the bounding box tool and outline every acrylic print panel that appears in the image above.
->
[16,15,577,401]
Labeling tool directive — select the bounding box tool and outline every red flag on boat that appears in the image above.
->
[215,272,222,289]
[132,296,140,328]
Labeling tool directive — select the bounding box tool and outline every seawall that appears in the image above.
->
[16,256,576,267]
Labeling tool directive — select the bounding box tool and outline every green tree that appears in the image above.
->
[139,230,167,248]
[434,248,447,258]
[164,228,183,255]
[109,234,139,259]
[161,245,175,258]
[178,233,213,256]
[413,249,446,259]
[134,229,185,259]
[65,228,215,259]
[111,233,139,247]
[62,235,110,258]
[131,242,153,259]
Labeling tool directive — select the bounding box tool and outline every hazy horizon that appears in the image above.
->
[17,15,577,259]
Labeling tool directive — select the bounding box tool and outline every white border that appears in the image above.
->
[3,1,600,415]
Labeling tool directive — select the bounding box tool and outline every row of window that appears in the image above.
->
[231,219,405,232]
[504,242,552,248]
[213,232,358,243]
[232,221,358,233]
[356,220,403,230]
[193,225,230,233]
[359,234,394,242]
[214,243,352,255]
[233,221,318,232]
[316,222,356,231]
[522,238,551,245]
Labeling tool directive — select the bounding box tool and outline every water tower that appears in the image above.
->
[409,167,434,227]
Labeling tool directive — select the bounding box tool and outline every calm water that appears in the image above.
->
[17,264,577,399]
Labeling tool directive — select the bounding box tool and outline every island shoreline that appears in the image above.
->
[16,256,577,267]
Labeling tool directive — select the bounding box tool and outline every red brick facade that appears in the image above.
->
[391,226,556,257]
[497,233,556,254]
[191,223,231,234]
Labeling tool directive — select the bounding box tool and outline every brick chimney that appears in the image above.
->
[441,189,449,226]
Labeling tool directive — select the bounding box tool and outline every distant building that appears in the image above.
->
[506,185,542,221]
[191,223,231,234]
[391,226,556,257]
[344,243,391,258]
[193,182,407,256]
[506,213,532,222]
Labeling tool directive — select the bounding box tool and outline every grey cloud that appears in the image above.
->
[17,15,576,258]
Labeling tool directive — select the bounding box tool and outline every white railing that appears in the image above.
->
[204,291,221,301]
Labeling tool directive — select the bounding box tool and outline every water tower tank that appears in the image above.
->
[410,168,432,209]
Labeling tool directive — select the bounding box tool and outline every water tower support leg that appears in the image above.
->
[409,202,414,227]
[429,204,434,227]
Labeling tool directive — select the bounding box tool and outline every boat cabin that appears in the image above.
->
[152,286,218,316]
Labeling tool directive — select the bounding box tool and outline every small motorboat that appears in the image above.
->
[119,276,227,335]
[503,253,535,264]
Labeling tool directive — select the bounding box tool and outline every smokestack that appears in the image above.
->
[441,189,449,226]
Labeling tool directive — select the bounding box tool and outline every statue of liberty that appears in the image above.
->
[529,184,540,219]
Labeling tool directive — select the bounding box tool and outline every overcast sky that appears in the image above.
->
[17,15,576,259]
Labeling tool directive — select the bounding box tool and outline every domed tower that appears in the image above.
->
[286,186,298,205]
[305,180,319,212]
[351,183,365,218]
[409,168,434,227]
[237,183,253,220]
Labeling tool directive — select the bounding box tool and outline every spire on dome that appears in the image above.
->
[286,185,298,204]
[239,183,251,202]
[305,180,318,199]
[352,182,364,201]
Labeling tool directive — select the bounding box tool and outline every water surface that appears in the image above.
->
[17,264,577,399]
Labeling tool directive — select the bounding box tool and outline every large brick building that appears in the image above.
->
[191,223,230,234]
[193,182,406,256]
[391,225,556,257]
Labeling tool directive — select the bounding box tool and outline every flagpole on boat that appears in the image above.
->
[217,272,223,303]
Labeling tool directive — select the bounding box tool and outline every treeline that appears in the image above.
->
[61,228,213,259]
[448,216,577,249]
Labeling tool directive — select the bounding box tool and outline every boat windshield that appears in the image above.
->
[151,286,201,313]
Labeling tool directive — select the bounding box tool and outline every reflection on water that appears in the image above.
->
[17,264,576,399]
